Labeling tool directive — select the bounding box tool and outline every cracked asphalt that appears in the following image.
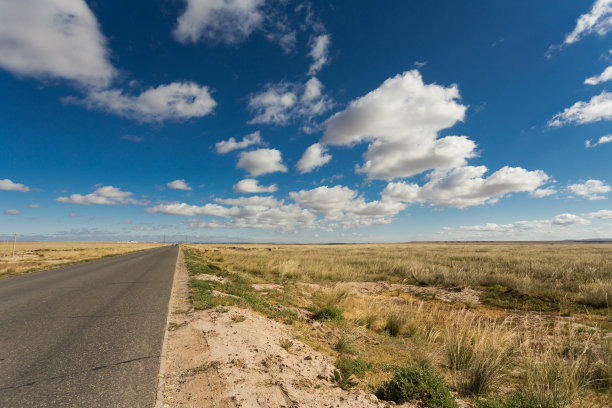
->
[0,246,178,407]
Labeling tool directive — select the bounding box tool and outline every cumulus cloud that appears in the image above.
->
[167,179,192,191]
[172,0,296,51]
[57,186,148,205]
[248,77,332,125]
[173,0,265,45]
[585,134,612,147]
[0,0,115,88]
[587,209,612,219]
[233,178,277,193]
[530,187,558,198]
[0,179,30,192]
[236,148,288,177]
[297,143,331,173]
[290,185,356,216]
[4,209,20,215]
[585,65,612,85]
[382,166,550,209]
[307,34,331,75]
[321,70,473,180]
[443,212,591,239]
[549,91,612,127]
[568,179,611,200]
[562,0,612,46]
[147,184,405,231]
[215,131,262,154]
[67,82,217,123]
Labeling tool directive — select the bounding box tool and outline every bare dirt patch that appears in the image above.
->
[162,249,406,408]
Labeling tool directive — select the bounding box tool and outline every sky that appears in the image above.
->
[1,0,611,243]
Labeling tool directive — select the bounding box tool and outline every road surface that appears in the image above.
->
[0,245,178,407]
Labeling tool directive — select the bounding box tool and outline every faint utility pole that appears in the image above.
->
[12,233,17,258]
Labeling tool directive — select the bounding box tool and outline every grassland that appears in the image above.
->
[0,241,165,278]
[183,242,612,407]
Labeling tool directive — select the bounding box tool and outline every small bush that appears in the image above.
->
[476,392,534,408]
[384,313,405,337]
[336,356,371,378]
[313,305,344,321]
[375,366,457,408]
[334,369,358,390]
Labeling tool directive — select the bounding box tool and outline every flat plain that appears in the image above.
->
[0,242,164,278]
[181,242,612,407]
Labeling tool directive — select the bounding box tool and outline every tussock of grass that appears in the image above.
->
[384,312,405,337]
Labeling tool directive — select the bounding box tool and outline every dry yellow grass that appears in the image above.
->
[184,243,612,407]
[0,241,165,278]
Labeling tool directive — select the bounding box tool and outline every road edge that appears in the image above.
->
[154,245,179,408]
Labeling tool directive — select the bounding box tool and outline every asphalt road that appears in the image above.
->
[0,245,178,408]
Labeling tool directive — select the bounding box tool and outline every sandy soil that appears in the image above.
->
[294,281,481,305]
[161,250,410,408]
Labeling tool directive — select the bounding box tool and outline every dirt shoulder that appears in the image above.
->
[161,248,403,408]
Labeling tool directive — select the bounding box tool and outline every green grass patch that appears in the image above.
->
[313,305,344,321]
[375,366,457,408]
[336,356,371,378]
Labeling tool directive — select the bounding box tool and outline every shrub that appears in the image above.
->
[336,356,371,378]
[375,366,457,408]
[313,305,344,321]
[476,392,534,408]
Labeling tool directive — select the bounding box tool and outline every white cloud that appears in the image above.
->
[585,134,612,147]
[289,185,405,227]
[173,0,265,45]
[307,34,331,75]
[297,143,331,173]
[530,187,558,198]
[568,179,611,200]
[549,91,612,127]
[562,0,612,46]
[585,65,612,85]
[290,185,356,216]
[4,209,20,215]
[215,131,262,154]
[146,184,405,231]
[233,178,277,193]
[443,213,591,239]
[587,209,612,219]
[172,0,296,52]
[321,70,472,180]
[236,148,288,177]
[0,0,115,88]
[167,179,192,191]
[0,179,30,192]
[382,166,550,209]
[68,82,217,123]
[551,213,590,226]
[248,77,332,125]
[29,204,41,208]
[57,186,147,205]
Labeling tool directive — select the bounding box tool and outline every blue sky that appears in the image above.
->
[1,0,611,242]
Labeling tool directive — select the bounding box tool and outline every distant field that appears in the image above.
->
[184,243,612,407]
[0,242,165,278]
